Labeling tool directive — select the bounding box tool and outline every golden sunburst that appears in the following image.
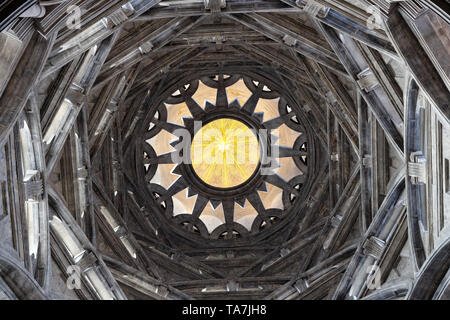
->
[191,118,260,188]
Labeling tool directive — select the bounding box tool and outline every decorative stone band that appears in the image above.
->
[362,155,372,168]
[77,251,98,272]
[363,236,386,260]
[139,41,154,55]
[23,179,44,199]
[294,278,310,294]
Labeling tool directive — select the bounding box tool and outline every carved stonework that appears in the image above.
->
[357,68,379,92]
[363,236,386,259]
[204,0,226,12]
[408,152,427,185]
[0,0,448,302]
[297,0,330,18]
